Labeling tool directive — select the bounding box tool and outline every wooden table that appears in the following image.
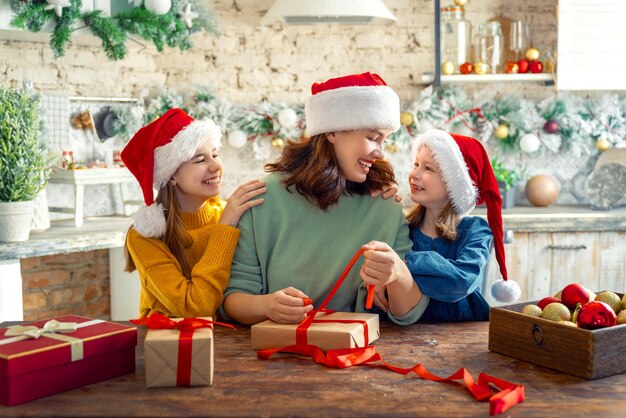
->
[2,321,625,417]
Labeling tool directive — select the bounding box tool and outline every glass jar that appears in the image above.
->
[475,22,504,74]
[440,6,472,73]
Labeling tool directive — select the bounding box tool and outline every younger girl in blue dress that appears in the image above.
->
[360,129,520,322]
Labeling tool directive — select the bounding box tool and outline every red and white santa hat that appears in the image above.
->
[121,108,221,238]
[305,72,400,137]
[413,129,521,303]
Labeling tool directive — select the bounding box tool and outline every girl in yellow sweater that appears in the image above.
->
[121,108,265,319]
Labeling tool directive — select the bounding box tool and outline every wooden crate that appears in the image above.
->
[488,294,626,380]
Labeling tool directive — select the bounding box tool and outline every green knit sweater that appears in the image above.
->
[225,173,418,321]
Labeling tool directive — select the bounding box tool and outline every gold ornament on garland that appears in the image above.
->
[385,143,398,154]
[400,111,414,127]
[494,124,509,140]
[596,138,611,152]
[453,0,468,6]
[271,137,284,148]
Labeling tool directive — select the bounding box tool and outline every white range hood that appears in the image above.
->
[263,0,397,25]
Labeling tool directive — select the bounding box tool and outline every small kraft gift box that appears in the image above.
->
[252,311,379,352]
[489,293,626,380]
[0,315,137,406]
[133,314,230,388]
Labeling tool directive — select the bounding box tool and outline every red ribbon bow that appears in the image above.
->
[131,313,235,386]
[258,249,525,416]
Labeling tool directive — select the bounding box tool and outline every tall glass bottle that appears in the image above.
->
[475,22,504,74]
[440,6,472,74]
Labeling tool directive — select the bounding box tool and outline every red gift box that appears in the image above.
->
[0,315,137,406]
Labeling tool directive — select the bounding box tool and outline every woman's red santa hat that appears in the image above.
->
[121,108,222,238]
[305,72,400,136]
[413,129,521,303]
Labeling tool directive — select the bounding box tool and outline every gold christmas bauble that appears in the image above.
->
[525,47,540,61]
[400,111,414,127]
[596,138,610,152]
[474,61,488,75]
[271,137,284,148]
[385,143,398,153]
[494,124,509,140]
[453,0,468,6]
[525,174,560,207]
[441,61,455,75]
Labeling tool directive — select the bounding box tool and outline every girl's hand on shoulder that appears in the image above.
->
[370,185,402,203]
[263,287,313,323]
[219,179,266,227]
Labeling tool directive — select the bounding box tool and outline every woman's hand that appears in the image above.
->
[370,185,402,202]
[360,241,412,311]
[263,287,314,323]
[219,179,266,227]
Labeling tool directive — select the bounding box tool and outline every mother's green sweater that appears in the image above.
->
[225,173,428,325]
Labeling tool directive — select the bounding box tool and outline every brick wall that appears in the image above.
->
[0,0,558,103]
[21,250,111,321]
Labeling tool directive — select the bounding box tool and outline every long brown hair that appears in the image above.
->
[265,134,396,210]
[406,202,459,241]
[124,182,193,278]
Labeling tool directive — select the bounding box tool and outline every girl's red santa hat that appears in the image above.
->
[305,72,400,137]
[413,129,521,303]
[121,108,221,238]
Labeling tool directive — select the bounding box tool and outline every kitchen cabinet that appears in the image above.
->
[484,230,626,305]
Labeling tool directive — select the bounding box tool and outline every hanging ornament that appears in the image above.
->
[474,62,488,75]
[543,120,559,134]
[453,0,468,6]
[385,143,398,154]
[45,0,71,17]
[494,124,509,140]
[271,137,284,148]
[505,61,519,74]
[520,133,540,153]
[459,62,473,74]
[529,61,543,73]
[525,47,541,61]
[441,61,455,75]
[596,138,611,152]
[144,0,172,15]
[227,130,248,149]
[400,111,414,127]
[178,3,199,29]
[277,108,298,129]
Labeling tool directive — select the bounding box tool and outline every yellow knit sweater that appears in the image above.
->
[126,198,240,319]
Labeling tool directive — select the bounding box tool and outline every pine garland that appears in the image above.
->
[9,0,218,60]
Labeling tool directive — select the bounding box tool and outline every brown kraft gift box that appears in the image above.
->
[251,311,379,352]
[143,317,213,388]
[488,294,626,380]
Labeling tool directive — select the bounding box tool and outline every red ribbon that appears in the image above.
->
[257,249,525,415]
[443,99,486,133]
[131,313,235,387]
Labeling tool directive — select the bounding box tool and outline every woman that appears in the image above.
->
[223,73,427,325]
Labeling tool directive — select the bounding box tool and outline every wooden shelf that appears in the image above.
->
[421,72,554,84]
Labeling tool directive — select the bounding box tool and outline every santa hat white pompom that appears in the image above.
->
[131,203,167,238]
[491,279,521,303]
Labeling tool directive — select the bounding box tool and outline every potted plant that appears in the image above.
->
[491,158,521,209]
[0,83,50,242]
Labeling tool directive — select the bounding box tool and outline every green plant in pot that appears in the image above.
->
[492,158,521,209]
[0,83,50,242]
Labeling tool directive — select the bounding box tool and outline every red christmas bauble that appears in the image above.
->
[543,120,559,134]
[460,62,473,74]
[576,301,617,330]
[517,59,530,74]
[529,60,544,73]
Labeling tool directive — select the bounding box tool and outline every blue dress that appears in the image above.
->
[405,216,492,322]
